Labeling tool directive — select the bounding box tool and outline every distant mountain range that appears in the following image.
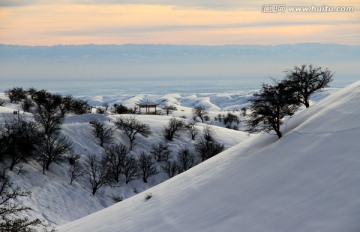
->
[0,44,359,89]
[1,43,359,61]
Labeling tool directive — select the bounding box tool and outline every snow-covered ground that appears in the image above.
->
[0,91,257,227]
[58,81,360,232]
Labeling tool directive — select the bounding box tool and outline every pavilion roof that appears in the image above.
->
[136,100,158,106]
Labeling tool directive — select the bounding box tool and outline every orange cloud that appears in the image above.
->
[0,4,359,45]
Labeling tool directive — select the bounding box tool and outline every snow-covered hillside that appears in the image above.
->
[59,81,360,232]
[0,93,251,227]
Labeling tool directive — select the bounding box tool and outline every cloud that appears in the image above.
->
[2,0,358,10]
[0,0,67,7]
[52,20,360,36]
[0,0,34,7]
[0,0,263,9]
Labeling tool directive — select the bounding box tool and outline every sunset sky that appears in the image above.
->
[0,0,359,45]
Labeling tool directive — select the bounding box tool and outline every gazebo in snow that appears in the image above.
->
[136,100,158,114]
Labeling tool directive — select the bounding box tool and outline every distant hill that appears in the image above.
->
[0,44,359,88]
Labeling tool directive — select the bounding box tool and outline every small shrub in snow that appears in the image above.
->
[144,193,152,201]
[223,112,240,129]
[67,152,81,166]
[203,115,210,122]
[185,121,199,140]
[113,104,135,114]
[96,107,106,114]
[111,194,123,203]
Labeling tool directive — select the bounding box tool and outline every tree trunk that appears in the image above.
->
[9,161,16,171]
[46,161,51,171]
[275,129,282,138]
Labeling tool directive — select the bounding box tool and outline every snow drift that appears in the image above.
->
[59,81,360,232]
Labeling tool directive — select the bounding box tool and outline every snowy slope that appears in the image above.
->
[59,81,360,232]
[0,99,249,226]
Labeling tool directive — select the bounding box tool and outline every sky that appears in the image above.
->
[0,0,359,45]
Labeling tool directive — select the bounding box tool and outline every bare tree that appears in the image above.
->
[32,95,64,136]
[192,105,208,123]
[70,99,89,115]
[0,169,42,231]
[195,126,224,161]
[247,82,300,138]
[163,117,185,141]
[185,121,199,140]
[69,161,84,185]
[202,126,215,142]
[0,120,42,171]
[138,152,158,183]
[85,155,109,195]
[59,95,73,116]
[150,142,171,162]
[91,120,114,147]
[21,98,34,112]
[4,87,26,103]
[38,133,72,174]
[162,104,177,116]
[177,148,196,173]
[115,117,151,150]
[161,161,179,178]
[123,156,138,184]
[284,64,334,108]
[223,112,240,130]
[102,144,129,183]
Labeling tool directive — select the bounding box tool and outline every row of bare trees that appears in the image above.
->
[71,115,224,195]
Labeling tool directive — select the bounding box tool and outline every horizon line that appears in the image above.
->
[1,42,358,47]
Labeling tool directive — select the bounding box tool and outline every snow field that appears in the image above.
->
[0,92,252,227]
[59,81,360,232]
